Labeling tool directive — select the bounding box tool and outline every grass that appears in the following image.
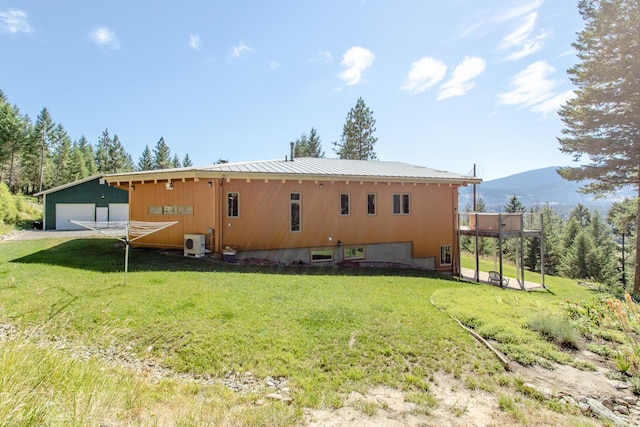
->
[0,238,605,425]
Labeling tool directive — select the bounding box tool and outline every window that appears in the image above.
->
[440,245,452,266]
[344,246,366,260]
[340,193,350,216]
[367,193,376,215]
[290,192,301,232]
[227,192,239,217]
[393,193,411,215]
[311,249,334,262]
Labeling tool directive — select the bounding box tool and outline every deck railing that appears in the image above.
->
[459,212,543,232]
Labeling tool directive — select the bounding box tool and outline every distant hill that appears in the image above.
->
[458,166,633,215]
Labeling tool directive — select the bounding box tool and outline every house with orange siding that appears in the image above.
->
[104,157,480,274]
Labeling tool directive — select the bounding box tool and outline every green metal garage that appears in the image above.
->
[35,175,129,230]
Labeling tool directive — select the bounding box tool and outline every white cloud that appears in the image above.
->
[531,90,575,115]
[189,34,201,51]
[401,57,447,95]
[498,61,571,115]
[90,27,120,50]
[437,57,486,100]
[500,12,548,60]
[269,60,281,70]
[315,50,333,64]
[495,0,544,22]
[338,46,375,86]
[231,42,252,58]
[0,8,32,34]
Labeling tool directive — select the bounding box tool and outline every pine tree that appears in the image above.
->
[540,204,564,276]
[77,135,97,176]
[0,97,27,191]
[31,107,55,192]
[152,137,172,169]
[52,124,71,186]
[95,129,112,174]
[67,142,88,181]
[137,145,153,171]
[587,210,617,283]
[172,154,181,168]
[608,198,637,286]
[563,230,595,279]
[333,98,378,160]
[182,153,193,167]
[504,195,525,213]
[557,0,640,292]
[294,127,325,158]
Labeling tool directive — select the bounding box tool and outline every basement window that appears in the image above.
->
[311,248,334,263]
[344,246,365,260]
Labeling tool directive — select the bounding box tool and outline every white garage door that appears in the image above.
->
[109,203,129,222]
[56,204,95,230]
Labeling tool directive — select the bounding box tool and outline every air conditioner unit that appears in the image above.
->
[184,234,206,257]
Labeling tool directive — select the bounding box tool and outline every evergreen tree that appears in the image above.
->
[95,129,112,174]
[152,137,172,169]
[563,229,595,279]
[110,134,134,173]
[557,0,640,293]
[0,97,27,191]
[504,195,525,213]
[96,130,134,174]
[294,127,325,158]
[182,153,193,167]
[137,145,153,171]
[52,124,71,186]
[502,196,526,263]
[67,142,88,181]
[31,107,55,192]
[333,98,378,160]
[172,153,181,168]
[608,198,638,286]
[77,135,97,176]
[540,204,564,276]
[587,210,617,283]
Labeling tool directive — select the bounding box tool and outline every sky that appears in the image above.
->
[0,0,584,181]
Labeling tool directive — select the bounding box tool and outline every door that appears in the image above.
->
[96,207,108,222]
[109,203,129,222]
[55,204,95,230]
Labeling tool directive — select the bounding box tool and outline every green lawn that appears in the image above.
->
[0,238,600,426]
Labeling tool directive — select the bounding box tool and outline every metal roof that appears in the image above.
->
[34,174,105,197]
[105,157,481,184]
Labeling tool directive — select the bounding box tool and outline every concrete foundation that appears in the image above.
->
[234,242,436,270]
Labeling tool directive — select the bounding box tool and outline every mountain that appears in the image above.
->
[458,166,633,215]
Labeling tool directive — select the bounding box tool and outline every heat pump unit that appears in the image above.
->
[184,234,205,257]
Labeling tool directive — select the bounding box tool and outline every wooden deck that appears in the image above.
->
[460,267,546,291]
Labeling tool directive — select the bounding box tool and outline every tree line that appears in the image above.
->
[1,92,379,195]
[462,195,638,289]
[0,91,192,194]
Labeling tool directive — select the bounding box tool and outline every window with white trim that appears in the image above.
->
[290,192,301,232]
[367,193,376,215]
[392,193,411,215]
[340,193,350,216]
[440,245,452,266]
[227,192,239,217]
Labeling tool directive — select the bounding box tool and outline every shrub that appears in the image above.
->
[0,182,19,224]
[527,314,581,350]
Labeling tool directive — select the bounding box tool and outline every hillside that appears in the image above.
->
[459,166,633,214]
